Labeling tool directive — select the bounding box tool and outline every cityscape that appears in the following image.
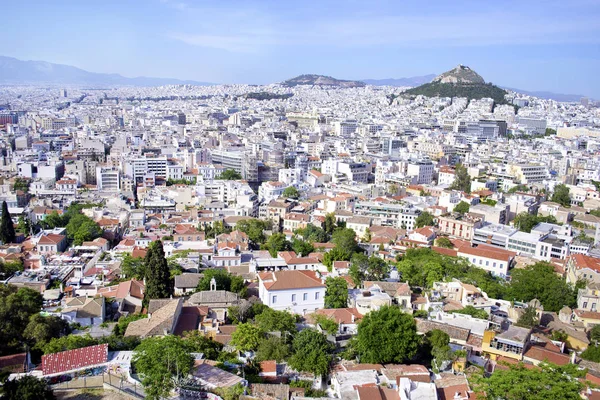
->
[1,1,600,400]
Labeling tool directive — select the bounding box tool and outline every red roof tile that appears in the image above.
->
[42,344,108,375]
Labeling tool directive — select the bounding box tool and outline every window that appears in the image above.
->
[486,261,489,266]
[315,292,320,300]
[292,294,296,302]
[493,262,496,268]
[272,295,277,304]
[303,293,308,301]
[584,302,588,309]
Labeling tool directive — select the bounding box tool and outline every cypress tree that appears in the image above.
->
[0,201,16,244]
[144,240,173,299]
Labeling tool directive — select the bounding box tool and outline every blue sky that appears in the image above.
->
[3,0,600,96]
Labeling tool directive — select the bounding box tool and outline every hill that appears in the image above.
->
[281,74,365,88]
[0,55,212,86]
[404,65,508,104]
[362,74,436,87]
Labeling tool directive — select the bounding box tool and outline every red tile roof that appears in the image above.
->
[42,344,108,375]
[259,270,325,291]
[570,254,600,273]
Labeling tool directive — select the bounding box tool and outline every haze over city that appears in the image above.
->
[2,0,600,97]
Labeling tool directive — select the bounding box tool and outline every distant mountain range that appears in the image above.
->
[0,55,589,101]
[281,74,365,88]
[361,75,436,87]
[0,56,212,86]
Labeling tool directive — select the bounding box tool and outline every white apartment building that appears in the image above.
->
[258,181,288,202]
[96,167,120,192]
[258,270,326,315]
[406,160,434,185]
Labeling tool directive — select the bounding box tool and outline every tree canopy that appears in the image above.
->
[288,328,334,377]
[217,169,242,180]
[415,211,435,228]
[231,323,263,352]
[282,186,300,199]
[0,201,16,244]
[133,335,194,400]
[513,212,557,233]
[197,269,245,294]
[235,219,270,244]
[434,237,454,249]
[263,233,291,258]
[0,285,43,355]
[255,308,297,336]
[1,375,56,400]
[324,277,349,308]
[352,305,419,364]
[551,184,571,207]
[450,163,471,193]
[472,362,585,400]
[144,241,173,300]
[296,224,328,243]
[255,335,290,362]
[450,305,488,319]
[508,262,576,312]
[453,201,470,214]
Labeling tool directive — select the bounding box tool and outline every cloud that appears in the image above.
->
[166,3,600,52]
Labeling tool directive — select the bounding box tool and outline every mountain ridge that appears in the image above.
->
[0,56,213,86]
[361,75,436,87]
[281,74,365,88]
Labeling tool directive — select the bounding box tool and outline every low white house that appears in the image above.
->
[258,270,326,315]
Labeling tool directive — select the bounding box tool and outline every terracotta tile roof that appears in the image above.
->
[42,344,108,375]
[38,234,65,245]
[258,270,325,291]
[260,360,277,374]
[523,345,570,365]
[432,246,459,257]
[575,309,600,320]
[457,243,516,262]
[356,386,400,400]
[311,308,362,324]
[570,254,600,273]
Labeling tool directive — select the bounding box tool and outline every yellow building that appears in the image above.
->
[482,326,531,361]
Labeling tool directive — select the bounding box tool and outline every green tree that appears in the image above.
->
[453,201,470,214]
[197,269,233,291]
[291,238,314,257]
[581,344,600,362]
[133,335,194,400]
[23,315,70,349]
[12,177,31,193]
[509,262,575,312]
[215,383,245,400]
[235,219,270,244]
[362,228,372,243]
[218,169,242,180]
[590,325,600,344]
[415,211,435,228]
[353,305,419,364]
[450,305,488,319]
[513,212,557,233]
[121,254,146,280]
[0,260,24,280]
[263,233,291,258]
[515,307,539,328]
[323,213,337,235]
[367,256,390,281]
[0,286,43,355]
[331,228,360,260]
[113,314,147,337]
[42,334,98,354]
[296,224,328,243]
[40,211,67,229]
[282,186,300,199]
[230,323,263,352]
[324,277,349,308]
[17,215,31,235]
[349,252,369,287]
[434,237,454,249]
[144,241,173,300]
[313,314,339,335]
[450,163,471,193]
[424,329,452,372]
[255,308,297,336]
[0,201,16,244]
[288,328,334,377]
[256,335,290,362]
[183,330,223,360]
[472,362,585,400]
[1,375,55,400]
[551,184,571,207]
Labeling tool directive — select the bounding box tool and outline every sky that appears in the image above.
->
[2,0,600,97]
